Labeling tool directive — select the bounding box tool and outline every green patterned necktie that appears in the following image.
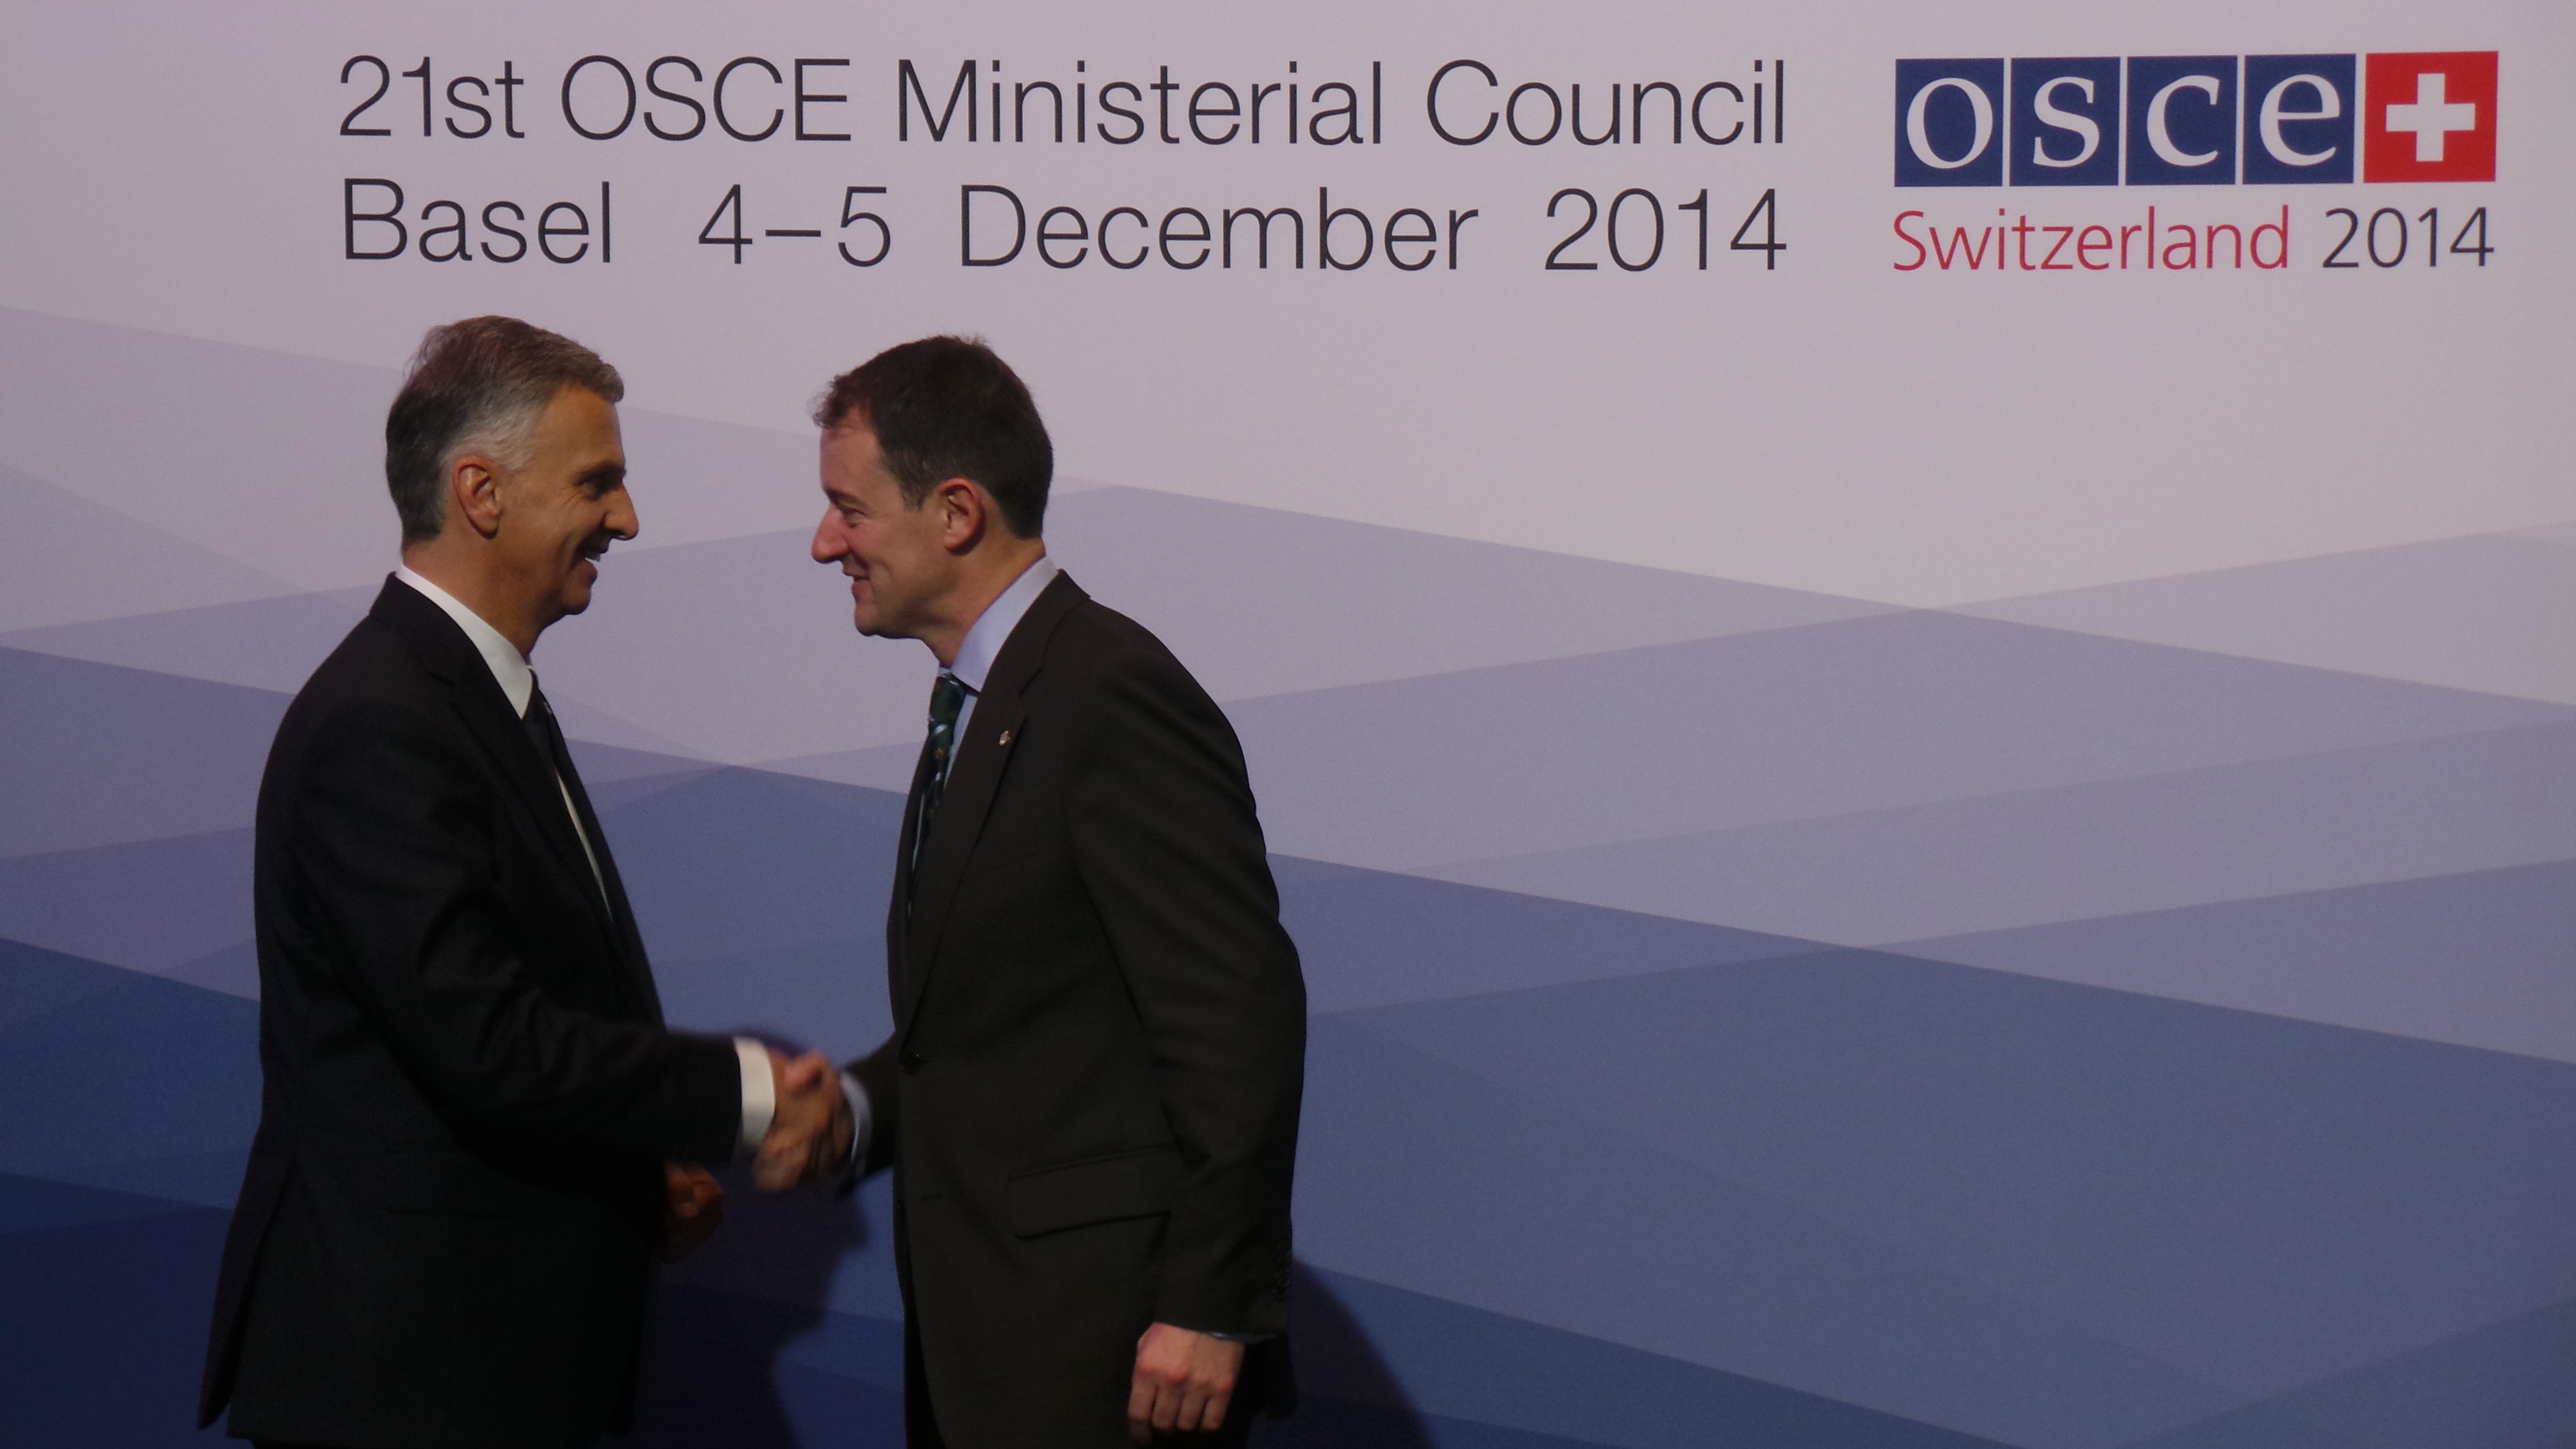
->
[911,671,968,873]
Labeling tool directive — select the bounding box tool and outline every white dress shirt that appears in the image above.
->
[392,568,780,1156]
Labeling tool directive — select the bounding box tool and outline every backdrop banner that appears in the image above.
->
[3,2,2570,1446]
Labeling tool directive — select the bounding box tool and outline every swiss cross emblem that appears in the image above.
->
[2364,51,2497,182]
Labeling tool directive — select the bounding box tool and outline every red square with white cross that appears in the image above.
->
[2364,51,2497,182]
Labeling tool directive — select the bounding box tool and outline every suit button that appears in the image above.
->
[899,1052,924,1075]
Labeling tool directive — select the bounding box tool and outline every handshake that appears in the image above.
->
[757,1045,857,1191]
[661,1046,854,1264]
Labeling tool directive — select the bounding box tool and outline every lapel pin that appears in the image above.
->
[997,730,1012,746]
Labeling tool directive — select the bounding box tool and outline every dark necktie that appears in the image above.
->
[910,672,968,874]
[523,677,608,907]
[522,678,576,782]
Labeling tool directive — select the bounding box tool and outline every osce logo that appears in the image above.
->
[1895,53,2497,186]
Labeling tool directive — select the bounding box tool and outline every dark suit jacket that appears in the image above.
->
[847,572,1307,1448]
[198,577,743,1449]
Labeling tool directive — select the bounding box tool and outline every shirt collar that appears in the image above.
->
[395,566,536,717]
[948,554,1058,694]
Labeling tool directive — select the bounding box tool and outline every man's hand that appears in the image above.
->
[659,1161,724,1263]
[755,1048,853,1191]
[1128,1322,1244,1443]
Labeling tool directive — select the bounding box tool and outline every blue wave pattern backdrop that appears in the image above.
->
[3,309,2572,1446]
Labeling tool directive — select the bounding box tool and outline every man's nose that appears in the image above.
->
[606,486,640,542]
[811,513,841,564]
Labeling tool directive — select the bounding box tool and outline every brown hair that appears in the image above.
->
[813,336,1052,538]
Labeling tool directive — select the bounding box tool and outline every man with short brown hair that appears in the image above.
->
[812,336,1307,1446]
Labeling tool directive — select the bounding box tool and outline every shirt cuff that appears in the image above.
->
[734,1036,774,1157]
[836,1071,873,1177]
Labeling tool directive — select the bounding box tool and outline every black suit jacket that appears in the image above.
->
[848,572,1307,1448]
[198,578,742,1449]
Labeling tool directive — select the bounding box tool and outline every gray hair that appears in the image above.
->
[383,316,623,543]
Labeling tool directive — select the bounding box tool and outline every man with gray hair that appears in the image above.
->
[196,316,850,1449]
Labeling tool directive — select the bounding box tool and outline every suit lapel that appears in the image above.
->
[883,732,934,1019]
[552,751,663,1022]
[891,728,936,909]
[896,693,1026,1031]
[895,573,1087,1037]
[370,581,622,953]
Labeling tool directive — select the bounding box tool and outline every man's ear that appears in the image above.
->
[450,455,504,540]
[934,477,988,554]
